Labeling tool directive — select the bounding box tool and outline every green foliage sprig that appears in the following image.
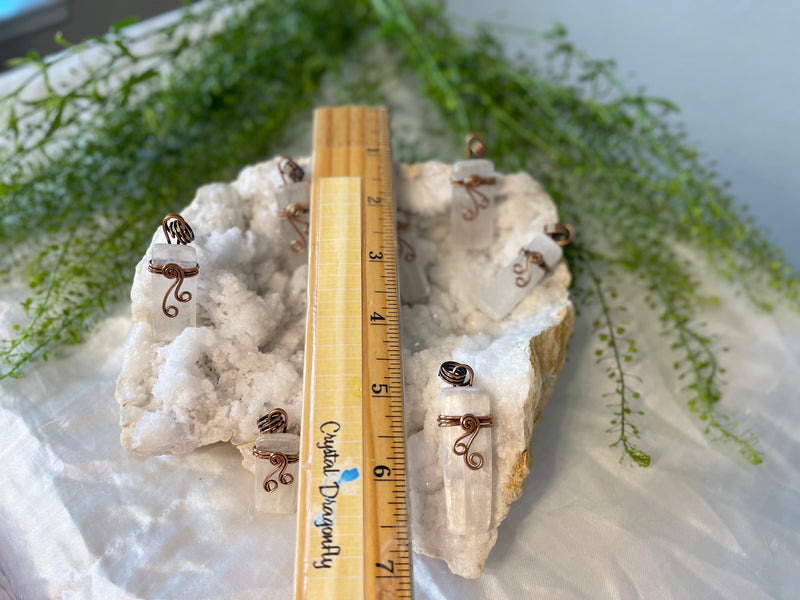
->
[1,0,793,466]
[370,0,781,464]
[1,0,370,375]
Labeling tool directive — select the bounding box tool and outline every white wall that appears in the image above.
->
[451,0,800,268]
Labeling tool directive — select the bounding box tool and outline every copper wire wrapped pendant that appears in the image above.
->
[396,216,430,304]
[149,214,199,340]
[451,133,498,248]
[276,156,312,256]
[252,408,300,513]
[437,361,494,534]
[476,222,575,321]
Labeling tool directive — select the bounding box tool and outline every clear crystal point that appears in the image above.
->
[451,159,497,249]
[440,386,493,534]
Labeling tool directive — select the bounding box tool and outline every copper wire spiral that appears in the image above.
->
[161,214,195,245]
[512,249,550,288]
[147,262,199,318]
[396,221,417,263]
[280,202,310,253]
[510,223,575,288]
[438,361,475,387]
[253,408,299,493]
[278,156,305,185]
[452,174,496,221]
[255,451,300,492]
[437,413,494,471]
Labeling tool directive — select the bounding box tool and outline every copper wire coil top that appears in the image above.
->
[257,408,289,434]
[161,214,195,245]
[544,222,576,246]
[465,132,487,159]
[438,361,475,387]
[278,156,305,184]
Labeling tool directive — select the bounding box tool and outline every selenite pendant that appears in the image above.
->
[397,216,430,304]
[276,157,311,264]
[476,223,574,321]
[148,214,199,341]
[253,409,300,514]
[437,362,494,535]
[451,159,497,249]
[451,134,497,249]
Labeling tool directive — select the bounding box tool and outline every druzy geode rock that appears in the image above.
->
[115,157,573,578]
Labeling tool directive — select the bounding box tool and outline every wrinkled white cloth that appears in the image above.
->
[1,275,799,599]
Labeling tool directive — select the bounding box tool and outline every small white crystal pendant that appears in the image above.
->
[148,214,199,341]
[397,215,430,304]
[437,361,494,535]
[253,409,300,514]
[476,223,574,321]
[451,134,497,249]
[276,157,311,264]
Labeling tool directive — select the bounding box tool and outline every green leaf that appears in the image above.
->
[110,16,140,33]
[53,31,71,48]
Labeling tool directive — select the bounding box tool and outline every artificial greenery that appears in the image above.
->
[2,0,796,466]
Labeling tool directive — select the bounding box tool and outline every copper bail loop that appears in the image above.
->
[257,408,289,434]
[465,132,487,159]
[161,214,195,245]
[438,361,475,387]
[544,222,575,246]
[278,156,304,185]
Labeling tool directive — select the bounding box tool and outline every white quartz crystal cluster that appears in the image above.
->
[115,157,572,578]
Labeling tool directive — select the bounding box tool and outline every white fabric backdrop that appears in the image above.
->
[2,273,799,599]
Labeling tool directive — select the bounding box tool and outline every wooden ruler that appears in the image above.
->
[294,106,411,599]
